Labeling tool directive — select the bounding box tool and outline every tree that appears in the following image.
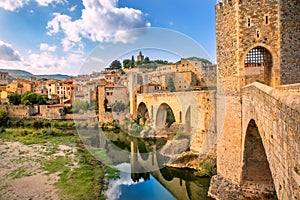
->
[109,60,122,69]
[72,101,89,113]
[123,59,131,69]
[8,93,21,105]
[166,77,176,92]
[0,110,7,127]
[144,57,150,63]
[21,92,47,105]
[131,56,135,68]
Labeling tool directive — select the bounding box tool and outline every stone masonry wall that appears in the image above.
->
[279,0,300,84]
[137,90,216,154]
[242,82,300,199]
[237,0,280,87]
[215,1,243,184]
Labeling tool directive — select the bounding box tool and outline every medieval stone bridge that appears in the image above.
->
[135,91,217,153]
[135,83,300,199]
[210,82,300,199]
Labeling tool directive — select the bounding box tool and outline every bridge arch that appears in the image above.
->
[242,119,276,196]
[137,102,150,125]
[155,103,176,129]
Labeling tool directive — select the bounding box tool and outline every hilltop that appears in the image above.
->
[0,69,72,81]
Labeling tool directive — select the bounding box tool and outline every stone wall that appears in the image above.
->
[137,90,216,154]
[279,0,300,84]
[39,105,65,119]
[242,82,300,199]
[237,0,281,87]
[215,0,243,184]
[0,105,34,117]
[209,82,300,199]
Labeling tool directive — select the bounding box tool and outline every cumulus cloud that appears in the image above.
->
[26,51,83,74]
[0,40,22,61]
[47,0,150,51]
[0,0,29,11]
[35,0,66,6]
[0,40,83,75]
[0,0,65,11]
[40,43,57,52]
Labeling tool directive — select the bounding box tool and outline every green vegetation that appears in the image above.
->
[9,168,32,179]
[174,130,189,140]
[0,119,111,200]
[72,101,89,113]
[185,57,212,64]
[109,60,122,69]
[8,91,47,105]
[123,59,132,69]
[0,110,8,127]
[106,166,120,179]
[166,77,176,92]
[196,159,217,177]
[21,91,47,105]
[44,146,106,200]
[7,92,21,105]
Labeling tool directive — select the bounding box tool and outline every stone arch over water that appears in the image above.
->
[242,119,276,197]
[155,103,176,129]
[137,102,150,125]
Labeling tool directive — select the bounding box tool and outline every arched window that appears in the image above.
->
[244,46,273,85]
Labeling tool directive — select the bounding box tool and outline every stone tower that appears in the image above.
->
[213,0,300,197]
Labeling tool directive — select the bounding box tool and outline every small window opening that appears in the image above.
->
[247,18,251,27]
[257,30,260,38]
[265,16,269,24]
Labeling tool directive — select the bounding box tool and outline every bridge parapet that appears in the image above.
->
[136,91,216,154]
[242,82,300,199]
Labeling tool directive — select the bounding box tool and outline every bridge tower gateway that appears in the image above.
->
[211,0,300,199]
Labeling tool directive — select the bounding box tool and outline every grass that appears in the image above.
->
[43,156,70,174]
[8,168,32,179]
[106,166,120,179]
[196,159,217,177]
[0,120,109,200]
[52,145,106,200]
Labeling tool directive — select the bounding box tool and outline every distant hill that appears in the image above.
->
[185,57,213,64]
[0,69,72,82]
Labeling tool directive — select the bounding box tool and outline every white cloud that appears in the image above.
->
[105,163,144,200]
[68,5,77,12]
[0,40,83,75]
[35,0,66,6]
[0,0,29,11]
[40,43,57,52]
[47,0,150,52]
[0,0,65,11]
[26,51,83,74]
[0,40,22,61]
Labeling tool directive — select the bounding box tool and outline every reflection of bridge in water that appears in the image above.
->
[82,129,212,199]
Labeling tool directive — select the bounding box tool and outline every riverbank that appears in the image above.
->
[0,121,112,200]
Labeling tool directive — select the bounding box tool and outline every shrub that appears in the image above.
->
[0,110,8,127]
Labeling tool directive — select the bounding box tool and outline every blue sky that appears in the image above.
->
[0,0,217,75]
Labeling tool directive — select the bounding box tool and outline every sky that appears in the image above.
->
[0,0,217,75]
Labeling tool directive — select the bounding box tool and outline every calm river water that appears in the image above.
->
[79,129,213,200]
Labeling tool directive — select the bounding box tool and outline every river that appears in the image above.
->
[79,129,213,200]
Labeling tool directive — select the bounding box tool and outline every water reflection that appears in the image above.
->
[79,129,212,199]
[106,163,174,200]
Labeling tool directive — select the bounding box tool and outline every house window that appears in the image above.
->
[247,18,251,27]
